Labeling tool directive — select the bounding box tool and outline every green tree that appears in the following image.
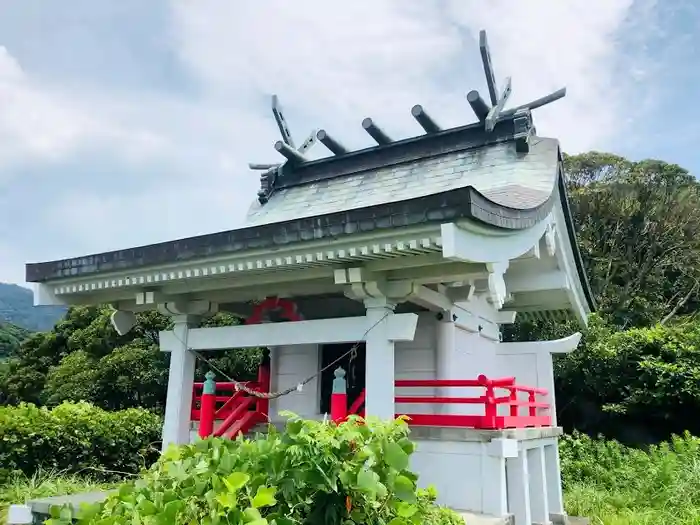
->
[565,152,700,328]
[0,322,30,359]
[0,307,259,410]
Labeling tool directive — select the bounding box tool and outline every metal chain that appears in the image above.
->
[185,311,390,400]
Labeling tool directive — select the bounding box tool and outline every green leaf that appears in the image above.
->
[163,500,185,520]
[384,442,410,471]
[395,502,417,517]
[136,500,158,516]
[224,471,250,492]
[243,507,263,521]
[252,486,278,508]
[394,475,417,502]
[215,492,238,509]
[270,518,295,525]
[357,469,380,494]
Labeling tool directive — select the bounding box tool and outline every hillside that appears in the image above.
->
[0,283,66,332]
[0,321,31,358]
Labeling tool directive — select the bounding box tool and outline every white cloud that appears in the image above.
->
[171,0,655,153]
[0,46,171,177]
[3,0,664,283]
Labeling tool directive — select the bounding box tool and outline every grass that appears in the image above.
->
[2,434,700,525]
[0,470,114,525]
[560,432,700,524]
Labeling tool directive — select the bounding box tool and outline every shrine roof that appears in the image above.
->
[22,29,595,315]
[244,133,559,229]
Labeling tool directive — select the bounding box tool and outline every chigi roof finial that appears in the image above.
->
[252,29,568,205]
[466,29,567,142]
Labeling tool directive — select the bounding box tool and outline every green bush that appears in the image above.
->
[0,402,162,483]
[47,415,462,525]
[554,317,700,443]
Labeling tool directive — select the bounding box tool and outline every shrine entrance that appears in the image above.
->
[319,343,366,414]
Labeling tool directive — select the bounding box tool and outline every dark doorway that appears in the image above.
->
[319,343,366,414]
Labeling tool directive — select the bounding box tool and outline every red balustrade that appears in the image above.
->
[331,374,551,430]
[195,367,550,438]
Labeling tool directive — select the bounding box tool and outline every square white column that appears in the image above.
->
[506,450,531,525]
[544,442,565,517]
[528,446,551,525]
[363,297,396,420]
[161,315,198,451]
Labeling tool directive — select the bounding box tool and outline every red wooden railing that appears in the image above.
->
[191,350,271,439]
[332,373,551,429]
[195,364,550,438]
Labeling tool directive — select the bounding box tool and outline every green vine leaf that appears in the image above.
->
[224,471,250,492]
[252,486,278,508]
[384,442,410,471]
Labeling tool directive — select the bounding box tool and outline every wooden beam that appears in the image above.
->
[386,261,485,284]
[159,313,419,351]
[479,30,499,105]
[407,285,454,312]
[505,271,569,295]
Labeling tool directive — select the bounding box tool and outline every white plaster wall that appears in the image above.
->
[395,312,437,416]
[269,344,320,421]
[495,350,555,420]
[411,439,496,514]
[440,295,502,416]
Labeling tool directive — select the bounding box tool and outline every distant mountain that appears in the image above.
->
[0,283,67,332]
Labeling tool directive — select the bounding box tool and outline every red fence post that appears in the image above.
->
[330,367,348,423]
[256,349,271,417]
[479,375,498,429]
[198,371,216,439]
[509,387,518,417]
[528,391,537,417]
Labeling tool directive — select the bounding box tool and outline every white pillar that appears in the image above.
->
[482,438,518,518]
[527,446,551,525]
[364,297,396,420]
[544,442,565,517]
[162,315,198,451]
[506,450,531,525]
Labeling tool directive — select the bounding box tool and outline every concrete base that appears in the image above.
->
[460,510,514,524]
[8,492,110,524]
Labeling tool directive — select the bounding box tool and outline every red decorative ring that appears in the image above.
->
[247,297,303,325]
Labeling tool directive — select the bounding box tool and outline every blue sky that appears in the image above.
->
[1,0,698,284]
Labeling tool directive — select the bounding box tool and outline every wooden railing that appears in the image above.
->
[191,350,271,439]
[331,371,551,429]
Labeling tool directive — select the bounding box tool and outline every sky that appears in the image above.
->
[1,0,698,285]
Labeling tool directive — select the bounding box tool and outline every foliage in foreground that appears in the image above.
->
[0,402,162,483]
[46,416,462,525]
[560,432,700,525]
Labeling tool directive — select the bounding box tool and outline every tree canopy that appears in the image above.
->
[566,152,700,328]
[0,306,260,410]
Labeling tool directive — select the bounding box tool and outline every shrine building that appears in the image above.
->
[24,31,593,525]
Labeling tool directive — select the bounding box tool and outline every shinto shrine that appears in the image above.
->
[24,30,592,525]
